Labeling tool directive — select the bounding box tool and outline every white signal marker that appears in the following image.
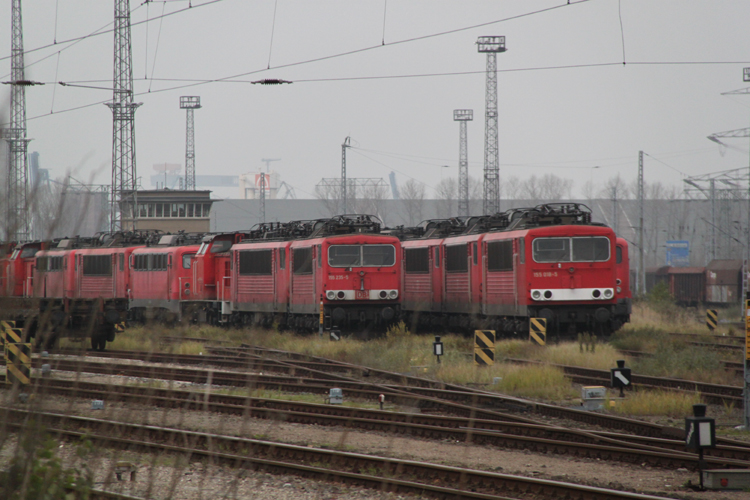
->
[614,371,630,385]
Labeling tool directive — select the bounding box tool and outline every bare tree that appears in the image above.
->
[315,181,342,217]
[502,176,523,202]
[400,178,426,226]
[435,177,457,218]
[355,181,390,225]
[538,173,573,200]
[521,175,542,201]
[468,176,483,214]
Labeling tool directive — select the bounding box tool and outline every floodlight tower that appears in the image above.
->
[341,137,351,213]
[180,96,201,191]
[453,110,473,217]
[477,36,506,215]
[5,0,31,241]
[107,0,142,231]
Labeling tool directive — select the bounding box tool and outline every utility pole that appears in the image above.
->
[107,0,141,231]
[638,151,645,296]
[477,36,505,215]
[743,67,750,431]
[5,0,32,241]
[180,96,201,191]
[454,109,473,217]
[259,168,266,222]
[341,137,350,214]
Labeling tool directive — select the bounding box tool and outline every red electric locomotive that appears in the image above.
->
[128,233,204,323]
[0,240,45,323]
[400,204,631,337]
[34,232,150,349]
[220,216,399,332]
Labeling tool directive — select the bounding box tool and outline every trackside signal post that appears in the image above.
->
[744,297,750,430]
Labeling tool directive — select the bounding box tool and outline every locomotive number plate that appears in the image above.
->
[355,290,369,300]
[329,275,348,280]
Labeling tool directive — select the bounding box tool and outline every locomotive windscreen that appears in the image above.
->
[533,237,610,263]
[328,245,395,267]
[572,237,610,262]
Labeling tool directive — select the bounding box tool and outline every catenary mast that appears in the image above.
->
[454,110,473,217]
[477,36,505,215]
[107,0,141,231]
[5,0,31,241]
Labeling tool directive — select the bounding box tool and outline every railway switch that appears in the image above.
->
[610,359,631,397]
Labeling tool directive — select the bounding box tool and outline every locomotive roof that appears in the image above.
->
[391,203,603,241]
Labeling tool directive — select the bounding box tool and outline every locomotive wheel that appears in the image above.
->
[90,335,106,351]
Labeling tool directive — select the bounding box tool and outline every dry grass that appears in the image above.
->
[611,390,702,417]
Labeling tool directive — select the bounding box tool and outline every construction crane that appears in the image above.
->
[261,158,281,172]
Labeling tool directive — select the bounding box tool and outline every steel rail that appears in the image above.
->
[12,377,750,467]
[1,407,682,500]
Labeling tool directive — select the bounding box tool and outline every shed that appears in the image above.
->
[645,266,669,293]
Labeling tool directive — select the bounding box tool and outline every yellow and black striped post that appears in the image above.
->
[530,318,547,346]
[474,330,495,366]
[1,320,23,354]
[706,309,718,331]
[5,342,31,386]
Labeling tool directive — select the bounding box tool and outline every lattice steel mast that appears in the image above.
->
[107,0,141,231]
[5,0,31,241]
[180,96,201,191]
[341,137,350,214]
[454,110,473,217]
[477,36,505,215]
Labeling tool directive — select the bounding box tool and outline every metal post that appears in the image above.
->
[477,37,506,215]
[454,110,473,217]
[259,170,266,223]
[319,296,324,338]
[341,137,350,214]
[745,296,750,430]
[180,96,201,191]
[638,151,645,295]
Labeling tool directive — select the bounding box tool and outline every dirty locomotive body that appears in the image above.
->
[0,205,630,349]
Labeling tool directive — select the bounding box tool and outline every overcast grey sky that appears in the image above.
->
[2,0,750,200]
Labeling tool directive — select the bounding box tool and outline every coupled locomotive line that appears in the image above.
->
[12,350,749,447]
[11,376,750,469]
[0,407,687,500]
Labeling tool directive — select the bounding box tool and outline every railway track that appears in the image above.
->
[0,407,688,500]
[619,350,745,377]
[6,348,749,444]
[9,376,750,469]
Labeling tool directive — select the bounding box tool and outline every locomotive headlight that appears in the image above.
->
[603,289,613,299]
[592,289,601,299]
[326,290,336,300]
[379,290,388,299]
[337,291,346,299]
[531,290,542,300]
[388,290,398,299]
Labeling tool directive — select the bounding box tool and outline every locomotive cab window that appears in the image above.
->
[572,237,610,262]
[210,240,232,254]
[533,237,610,263]
[183,253,195,269]
[279,248,286,270]
[328,245,395,267]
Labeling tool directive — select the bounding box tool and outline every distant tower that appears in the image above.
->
[477,36,506,215]
[453,110,473,217]
[5,0,31,241]
[341,137,351,213]
[107,0,142,231]
[180,96,201,190]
